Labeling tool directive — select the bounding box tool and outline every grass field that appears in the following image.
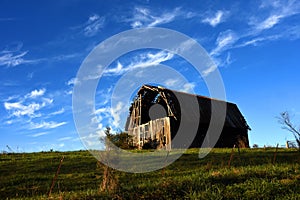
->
[0,148,299,199]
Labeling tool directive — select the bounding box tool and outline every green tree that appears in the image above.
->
[102,127,135,150]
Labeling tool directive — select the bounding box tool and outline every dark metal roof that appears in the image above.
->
[132,84,250,130]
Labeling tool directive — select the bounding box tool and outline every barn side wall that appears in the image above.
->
[170,123,249,148]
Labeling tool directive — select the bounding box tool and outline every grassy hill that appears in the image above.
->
[0,148,299,199]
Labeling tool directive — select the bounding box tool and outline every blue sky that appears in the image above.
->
[1,0,300,152]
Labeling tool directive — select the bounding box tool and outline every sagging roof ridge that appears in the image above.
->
[139,84,235,106]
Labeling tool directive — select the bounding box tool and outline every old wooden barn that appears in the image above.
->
[125,85,250,150]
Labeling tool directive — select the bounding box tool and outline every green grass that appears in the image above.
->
[0,148,299,199]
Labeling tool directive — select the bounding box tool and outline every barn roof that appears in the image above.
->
[129,85,250,130]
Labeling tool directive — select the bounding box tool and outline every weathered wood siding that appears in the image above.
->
[129,117,171,150]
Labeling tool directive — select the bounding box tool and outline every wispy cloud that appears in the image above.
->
[30,121,67,129]
[128,7,181,28]
[67,77,80,86]
[103,51,174,76]
[83,14,105,37]
[50,108,65,116]
[202,65,218,77]
[202,10,227,27]
[210,30,238,56]
[164,79,179,87]
[51,53,82,62]
[181,83,196,93]
[83,51,174,80]
[250,0,300,32]
[0,42,42,67]
[31,132,49,137]
[95,87,113,106]
[236,35,280,48]
[208,0,300,69]
[1,42,82,68]
[0,51,39,67]
[58,136,73,141]
[255,15,282,31]
[164,79,195,93]
[110,101,124,128]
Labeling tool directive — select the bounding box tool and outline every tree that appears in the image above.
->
[102,127,135,150]
[278,111,300,149]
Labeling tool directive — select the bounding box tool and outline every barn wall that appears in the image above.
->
[128,117,171,150]
[170,123,249,148]
[216,127,249,148]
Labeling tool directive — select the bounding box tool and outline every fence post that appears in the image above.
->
[272,143,279,164]
[228,145,236,167]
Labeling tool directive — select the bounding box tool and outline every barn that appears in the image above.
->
[125,85,250,150]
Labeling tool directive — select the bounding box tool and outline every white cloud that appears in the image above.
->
[26,88,46,98]
[65,90,73,95]
[131,21,142,28]
[181,83,196,93]
[0,51,38,67]
[202,10,226,27]
[165,79,179,87]
[88,14,99,22]
[30,121,67,129]
[164,79,195,93]
[255,15,282,30]
[104,62,123,74]
[42,98,53,105]
[84,14,105,37]
[3,95,19,102]
[52,53,81,62]
[224,52,233,66]
[174,39,196,54]
[31,132,49,137]
[208,1,300,66]
[67,77,80,86]
[212,52,234,68]
[250,0,300,32]
[58,136,73,141]
[4,95,53,118]
[81,131,104,148]
[95,87,113,105]
[210,30,238,56]
[5,102,43,117]
[5,120,13,125]
[103,51,174,76]
[50,108,65,116]
[202,65,218,77]
[129,7,180,28]
[236,35,280,48]
[259,0,282,9]
[4,102,23,110]
[94,107,110,115]
[110,101,124,128]
[238,37,266,47]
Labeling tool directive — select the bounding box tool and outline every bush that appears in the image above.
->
[142,138,159,149]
